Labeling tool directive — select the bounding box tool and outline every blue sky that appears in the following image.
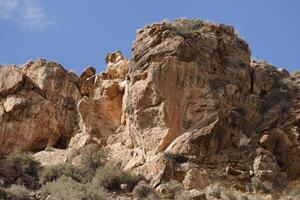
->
[0,0,299,74]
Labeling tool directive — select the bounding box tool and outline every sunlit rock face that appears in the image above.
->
[107,19,300,190]
[77,51,128,143]
[1,19,300,196]
[0,65,53,153]
[22,59,82,148]
[124,20,253,155]
[0,59,81,154]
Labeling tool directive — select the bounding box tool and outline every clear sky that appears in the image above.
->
[0,0,299,74]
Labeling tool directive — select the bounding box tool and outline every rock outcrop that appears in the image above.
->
[0,59,81,154]
[0,18,299,198]
[105,19,300,193]
[0,65,59,154]
[78,51,128,142]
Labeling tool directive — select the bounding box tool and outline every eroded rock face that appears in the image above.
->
[21,59,82,147]
[1,19,300,196]
[77,51,128,145]
[79,66,96,96]
[252,148,286,192]
[106,19,300,191]
[113,20,255,183]
[124,20,253,155]
[0,65,60,154]
[0,59,82,154]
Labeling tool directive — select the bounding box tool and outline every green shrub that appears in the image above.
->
[40,176,86,200]
[86,183,109,200]
[163,152,189,163]
[132,183,159,199]
[40,145,109,184]
[79,144,107,170]
[0,185,32,200]
[39,163,83,184]
[250,177,275,193]
[6,184,31,200]
[78,144,108,183]
[91,164,143,192]
[0,153,40,188]
[218,187,252,200]
[0,187,10,200]
[39,176,107,200]
[164,18,216,39]
[207,183,222,198]
[4,153,40,175]
[160,180,184,199]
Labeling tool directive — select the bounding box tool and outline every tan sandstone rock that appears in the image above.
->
[0,66,60,154]
[1,19,300,197]
[105,19,300,191]
[75,51,128,147]
[21,58,82,147]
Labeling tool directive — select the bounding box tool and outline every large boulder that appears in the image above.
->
[0,66,60,154]
[21,59,82,147]
[0,59,82,154]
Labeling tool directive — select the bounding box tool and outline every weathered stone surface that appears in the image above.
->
[0,91,60,153]
[80,66,96,82]
[79,66,96,96]
[105,51,129,80]
[21,59,82,147]
[123,19,253,157]
[0,65,25,97]
[166,118,231,162]
[183,168,211,190]
[1,19,300,197]
[33,149,68,166]
[0,59,82,154]
[105,19,300,192]
[0,65,43,97]
[0,66,60,154]
[21,58,81,103]
[74,51,128,148]
[78,82,123,139]
[252,148,287,191]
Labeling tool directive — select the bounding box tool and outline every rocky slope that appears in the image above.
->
[1,19,300,199]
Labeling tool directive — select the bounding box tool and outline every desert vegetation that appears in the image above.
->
[163,18,215,38]
[0,145,146,200]
[0,144,299,199]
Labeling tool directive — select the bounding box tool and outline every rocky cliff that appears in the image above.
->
[1,19,300,199]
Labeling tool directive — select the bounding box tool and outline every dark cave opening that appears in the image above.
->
[53,136,69,149]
